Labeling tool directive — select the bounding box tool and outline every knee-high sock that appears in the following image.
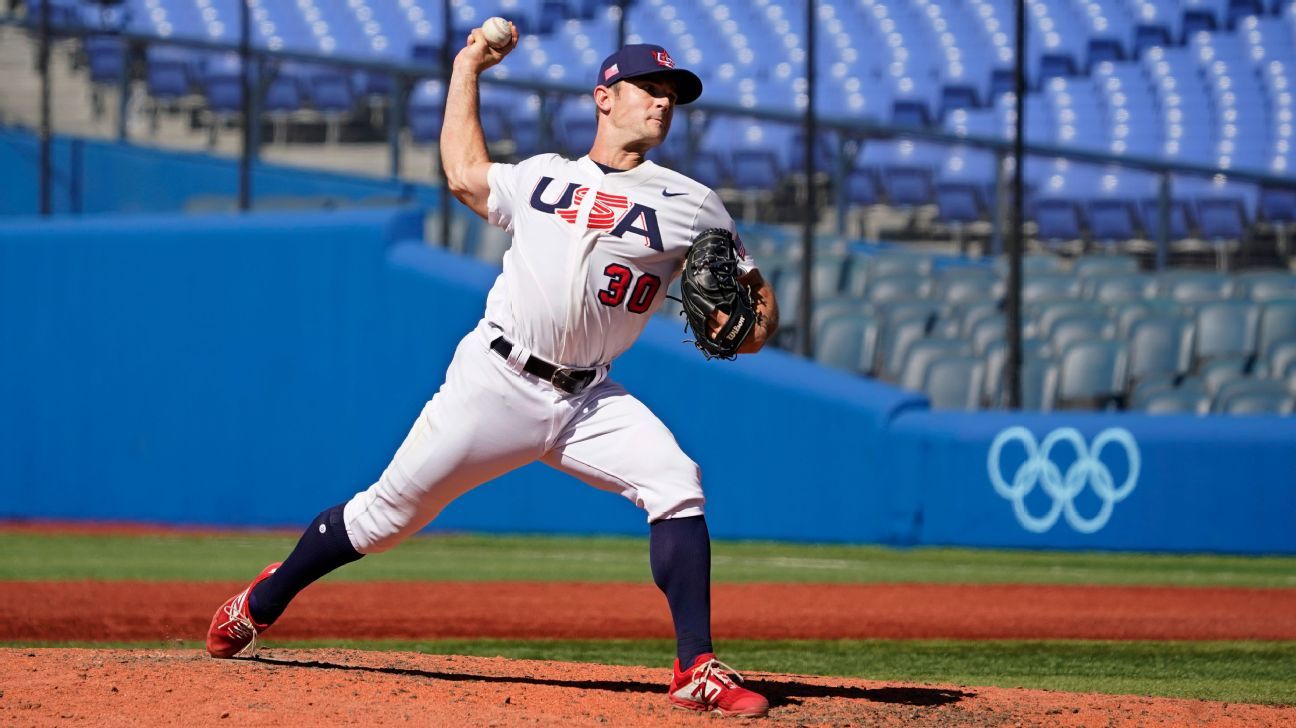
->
[248,503,363,626]
[649,515,713,668]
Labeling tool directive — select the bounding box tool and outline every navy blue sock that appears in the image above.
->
[649,515,713,669]
[248,503,363,626]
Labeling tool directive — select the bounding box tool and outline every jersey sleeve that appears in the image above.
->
[486,161,518,232]
[693,190,757,274]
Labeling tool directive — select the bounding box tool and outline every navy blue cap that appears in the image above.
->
[596,44,703,105]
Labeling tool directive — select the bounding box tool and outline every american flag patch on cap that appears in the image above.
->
[603,63,619,80]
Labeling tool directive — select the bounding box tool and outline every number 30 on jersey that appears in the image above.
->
[598,264,661,314]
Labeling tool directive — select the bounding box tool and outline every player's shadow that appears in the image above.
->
[251,656,971,707]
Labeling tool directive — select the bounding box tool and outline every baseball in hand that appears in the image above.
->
[481,16,512,49]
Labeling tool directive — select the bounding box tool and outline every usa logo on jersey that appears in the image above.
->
[529,176,664,251]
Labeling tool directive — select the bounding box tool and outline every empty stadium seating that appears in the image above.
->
[42,0,1295,240]
[742,242,1296,412]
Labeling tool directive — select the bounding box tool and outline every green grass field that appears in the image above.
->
[5,530,1295,705]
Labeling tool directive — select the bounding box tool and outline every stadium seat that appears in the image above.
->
[1048,315,1112,354]
[1269,340,1296,380]
[1022,272,1081,302]
[1257,300,1296,360]
[864,273,930,305]
[1201,355,1254,397]
[814,313,882,376]
[899,339,971,391]
[1032,199,1086,250]
[1035,301,1108,340]
[878,305,941,381]
[1086,272,1153,303]
[1138,388,1207,414]
[1232,270,1296,302]
[922,355,986,410]
[84,35,127,86]
[982,339,1055,409]
[933,267,998,305]
[970,313,1007,357]
[407,79,444,144]
[1212,378,1296,414]
[1157,270,1232,303]
[1127,315,1195,389]
[1055,339,1129,409]
[1193,300,1261,365]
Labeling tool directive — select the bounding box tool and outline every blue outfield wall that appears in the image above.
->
[2,211,1295,553]
[0,128,432,216]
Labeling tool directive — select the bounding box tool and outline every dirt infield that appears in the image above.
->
[3,648,1292,727]
[4,580,1296,642]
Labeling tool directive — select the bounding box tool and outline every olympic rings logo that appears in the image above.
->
[987,427,1141,534]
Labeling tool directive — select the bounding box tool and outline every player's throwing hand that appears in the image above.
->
[457,20,518,72]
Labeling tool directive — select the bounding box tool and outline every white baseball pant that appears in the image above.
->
[342,321,705,553]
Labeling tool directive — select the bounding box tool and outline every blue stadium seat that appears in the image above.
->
[85,35,128,85]
[407,79,444,144]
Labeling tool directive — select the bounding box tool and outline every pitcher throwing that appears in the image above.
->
[206,25,778,719]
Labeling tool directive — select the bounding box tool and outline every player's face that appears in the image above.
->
[610,74,677,146]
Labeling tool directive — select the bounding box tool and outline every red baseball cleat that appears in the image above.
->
[668,652,770,717]
[205,562,280,659]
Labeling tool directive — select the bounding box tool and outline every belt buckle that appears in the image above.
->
[550,367,588,395]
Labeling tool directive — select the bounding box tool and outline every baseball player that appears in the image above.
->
[206,27,778,719]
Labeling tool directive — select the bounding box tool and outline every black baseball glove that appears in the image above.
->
[679,228,757,360]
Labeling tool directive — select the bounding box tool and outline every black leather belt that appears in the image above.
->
[490,336,598,395]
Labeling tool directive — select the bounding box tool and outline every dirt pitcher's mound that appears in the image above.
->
[2,648,1291,727]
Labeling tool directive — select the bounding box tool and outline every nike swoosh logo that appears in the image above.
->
[661,189,688,197]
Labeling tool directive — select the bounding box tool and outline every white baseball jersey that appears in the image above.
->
[343,153,756,552]
[484,154,755,368]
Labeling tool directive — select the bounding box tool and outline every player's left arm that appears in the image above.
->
[737,268,778,354]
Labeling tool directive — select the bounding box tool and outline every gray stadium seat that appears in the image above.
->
[1055,339,1129,410]
[1126,316,1195,390]
[957,299,1003,338]
[1022,272,1081,303]
[1158,270,1233,304]
[811,297,870,336]
[1232,270,1296,302]
[899,339,970,391]
[994,253,1065,276]
[970,313,1007,356]
[847,252,932,295]
[982,339,1054,410]
[877,304,941,381]
[922,355,986,410]
[1268,340,1296,381]
[1085,272,1153,303]
[1200,356,1254,397]
[933,267,999,304]
[865,273,931,305]
[1048,315,1112,355]
[814,313,881,375]
[1034,301,1107,339]
[1111,298,1184,338]
[1138,388,1207,415]
[1257,300,1296,360]
[1073,255,1140,278]
[1193,301,1261,366]
[1132,375,1208,413]
[1212,379,1296,415]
